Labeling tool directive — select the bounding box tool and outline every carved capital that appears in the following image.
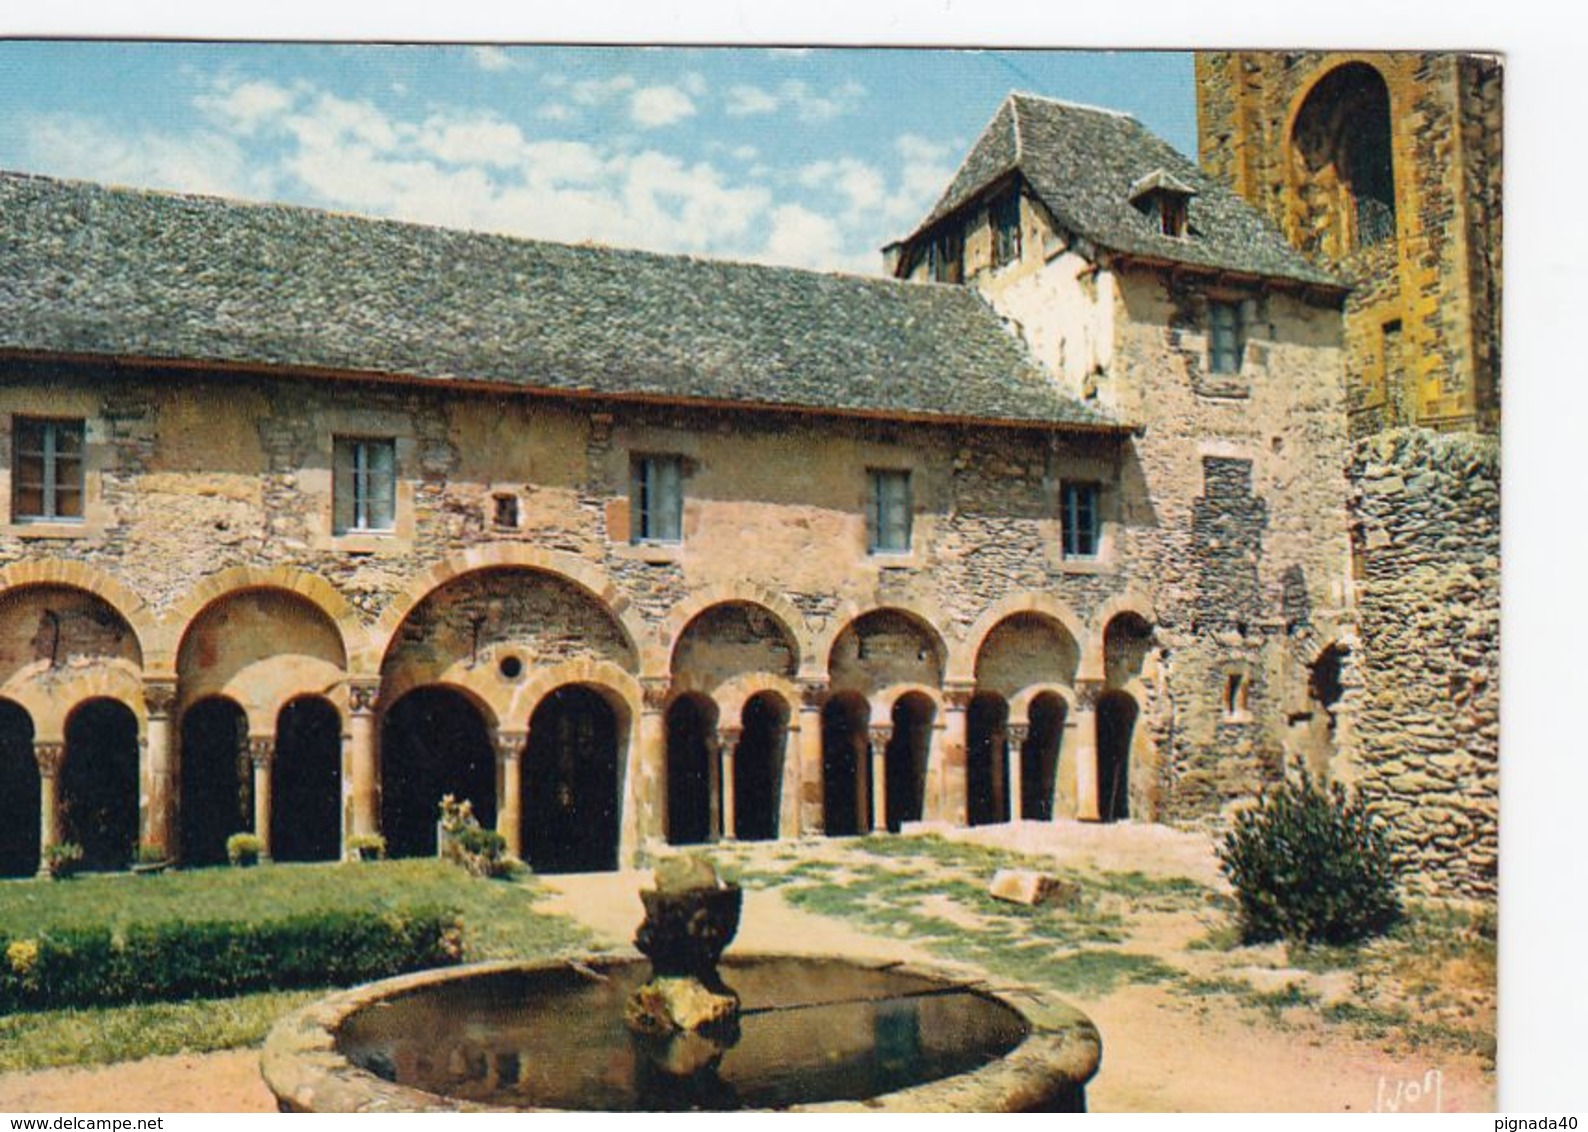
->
[868,725,894,748]
[33,741,65,778]
[1074,679,1106,710]
[248,738,276,769]
[143,681,178,719]
[797,679,829,711]
[640,679,671,713]
[716,726,743,754]
[1006,723,1031,746]
[942,685,976,712]
[495,731,527,762]
[348,681,381,716]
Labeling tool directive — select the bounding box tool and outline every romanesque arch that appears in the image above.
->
[1023,690,1069,821]
[659,583,813,680]
[967,691,1010,826]
[733,690,789,841]
[669,600,800,699]
[524,683,626,873]
[380,683,497,859]
[972,611,1081,699]
[0,561,154,667]
[821,691,871,836]
[1288,62,1397,257]
[827,607,947,696]
[882,690,935,832]
[0,699,38,876]
[175,586,348,734]
[271,694,342,862]
[1096,689,1139,822]
[178,694,249,866]
[666,691,719,846]
[61,697,140,871]
[0,582,144,740]
[954,593,1085,685]
[158,566,368,675]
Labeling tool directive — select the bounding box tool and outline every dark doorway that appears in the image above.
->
[179,696,249,866]
[273,696,343,862]
[967,693,1009,826]
[0,701,38,877]
[1021,694,1067,821]
[62,699,140,871]
[525,685,621,873]
[666,695,715,845]
[884,694,934,832]
[821,694,869,836]
[1097,691,1138,822]
[734,692,787,841]
[381,686,496,858]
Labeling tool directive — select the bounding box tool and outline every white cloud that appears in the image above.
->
[799,158,887,213]
[537,103,572,122]
[571,74,636,106]
[416,114,531,168]
[757,203,871,274]
[725,85,778,117]
[680,72,708,98]
[18,112,261,200]
[468,46,514,73]
[194,79,297,135]
[630,86,696,129]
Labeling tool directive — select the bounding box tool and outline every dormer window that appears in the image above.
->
[990,191,1021,268]
[1129,168,1197,240]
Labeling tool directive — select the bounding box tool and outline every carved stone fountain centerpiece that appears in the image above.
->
[625,856,744,1036]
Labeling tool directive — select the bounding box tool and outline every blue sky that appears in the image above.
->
[0,43,1192,274]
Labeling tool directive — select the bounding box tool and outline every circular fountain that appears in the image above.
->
[260,862,1101,1112]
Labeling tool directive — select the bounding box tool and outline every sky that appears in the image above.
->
[0,42,1193,275]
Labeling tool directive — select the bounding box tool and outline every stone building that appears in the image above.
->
[1197,54,1502,900]
[0,91,1354,878]
[1195,51,1502,437]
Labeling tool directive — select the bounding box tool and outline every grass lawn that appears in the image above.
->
[0,860,589,1072]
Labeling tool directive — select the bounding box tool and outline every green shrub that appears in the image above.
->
[347,833,387,862]
[439,796,513,878]
[226,833,263,867]
[0,908,463,1012]
[42,843,83,880]
[1218,769,1402,946]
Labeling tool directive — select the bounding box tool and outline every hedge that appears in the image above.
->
[0,907,463,1012]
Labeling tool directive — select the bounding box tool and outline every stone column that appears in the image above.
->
[868,724,892,833]
[250,738,275,861]
[34,741,65,876]
[1074,681,1103,822]
[637,680,670,847]
[1006,722,1029,823]
[797,680,827,836]
[717,725,742,841]
[347,682,380,842]
[940,686,973,826]
[495,730,526,859]
[142,680,177,858]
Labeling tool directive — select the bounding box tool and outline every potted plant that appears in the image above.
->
[348,833,386,862]
[42,841,83,880]
[226,832,264,868]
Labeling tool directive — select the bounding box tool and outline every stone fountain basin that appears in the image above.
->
[261,953,1100,1113]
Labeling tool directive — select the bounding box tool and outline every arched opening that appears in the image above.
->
[974,612,1081,697]
[1291,63,1397,254]
[0,700,38,877]
[671,601,799,693]
[734,692,787,842]
[380,687,496,859]
[820,693,870,836]
[1097,691,1138,823]
[525,685,622,874]
[1299,643,1348,778]
[885,694,934,833]
[179,696,250,866]
[666,694,718,846]
[829,610,946,695]
[967,693,1009,826]
[272,696,343,862]
[1022,693,1067,822]
[62,698,139,871]
[1103,613,1154,690]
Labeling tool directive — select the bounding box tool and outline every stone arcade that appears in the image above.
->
[0,91,1360,879]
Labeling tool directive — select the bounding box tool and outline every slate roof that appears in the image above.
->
[896,93,1342,289]
[0,170,1119,432]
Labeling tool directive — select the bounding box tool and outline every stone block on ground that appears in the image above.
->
[988,868,1080,907]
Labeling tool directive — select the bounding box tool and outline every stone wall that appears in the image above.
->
[1195,51,1502,436]
[1348,428,1499,900]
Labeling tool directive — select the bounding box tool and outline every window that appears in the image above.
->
[492,493,520,529]
[333,437,396,534]
[1158,195,1188,238]
[12,418,85,522]
[867,469,912,554]
[631,455,683,543]
[1209,302,1244,375]
[990,192,1021,268]
[1059,482,1099,559]
[927,229,963,283]
[1223,672,1250,720]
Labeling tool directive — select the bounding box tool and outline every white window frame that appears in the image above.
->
[333,436,397,535]
[867,469,913,555]
[631,454,684,544]
[12,417,85,523]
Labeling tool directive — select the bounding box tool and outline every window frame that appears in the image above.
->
[630,453,685,544]
[989,191,1022,269]
[867,468,913,555]
[333,436,398,536]
[1059,481,1101,560]
[1208,301,1245,376]
[12,417,86,524]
